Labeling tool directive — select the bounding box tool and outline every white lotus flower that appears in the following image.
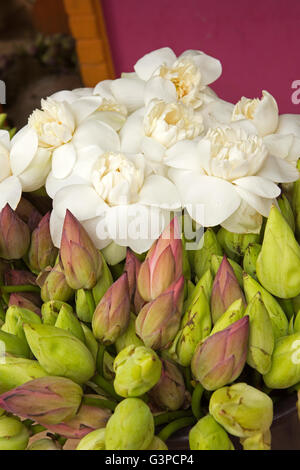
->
[0,130,25,210]
[49,150,181,255]
[263,114,300,166]
[166,126,299,233]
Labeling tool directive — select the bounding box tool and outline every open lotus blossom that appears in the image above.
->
[111,47,222,113]
[166,126,299,233]
[0,130,23,211]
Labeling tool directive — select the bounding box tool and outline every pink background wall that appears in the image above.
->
[102,0,300,114]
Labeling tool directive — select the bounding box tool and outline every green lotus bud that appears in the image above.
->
[81,324,98,361]
[186,280,195,298]
[278,194,295,232]
[24,323,95,384]
[75,289,93,323]
[92,255,114,306]
[184,269,213,312]
[278,298,295,320]
[0,416,29,450]
[0,356,47,394]
[294,310,300,333]
[113,345,162,397]
[149,359,185,411]
[211,254,243,288]
[28,438,61,450]
[146,436,168,450]
[189,415,234,450]
[292,160,300,238]
[0,330,30,358]
[240,430,271,450]
[105,398,154,450]
[194,229,223,280]
[243,273,288,339]
[210,299,245,335]
[293,295,300,315]
[209,383,273,438]
[263,332,300,388]
[2,306,41,343]
[41,300,73,326]
[38,263,74,303]
[243,244,262,280]
[115,313,144,353]
[245,293,274,374]
[27,212,58,274]
[55,305,85,343]
[103,350,115,381]
[169,286,211,367]
[217,228,259,260]
[256,205,300,298]
[76,428,106,450]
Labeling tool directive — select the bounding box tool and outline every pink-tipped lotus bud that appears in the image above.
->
[15,197,42,232]
[191,316,249,391]
[60,210,102,290]
[92,273,131,345]
[9,294,41,317]
[0,204,30,260]
[124,249,145,313]
[0,376,82,426]
[211,256,246,323]
[137,218,183,302]
[136,276,184,350]
[149,359,186,411]
[37,262,74,303]
[5,270,37,287]
[28,212,58,274]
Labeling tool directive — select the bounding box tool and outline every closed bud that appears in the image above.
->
[41,300,73,326]
[55,305,85,343]
[217,228,259,260]
[2,305,41,343]
[189,414,234,450]
[75,289,93,323]
[125,249,145,314]
[278,194,295,232]
[28,212,58,274]
[211,299,245,335]
[149,359,185,411]
[92,253,113,305]
[243,243,262,280]
[76,428,106,450]
[9,293,41,317]
[194,229,223,280]
[28,438,62,451]
[38,263,74,303]
[81,324,98,361]
[211,254,243,288]
[0,204,30,260]
[115,313,144,353]
[184,269,213,312]
[0,356,47,394]
[0,415,29,450]
[240,430,271,450]
[146,436,168,450]
[0,330,30,358]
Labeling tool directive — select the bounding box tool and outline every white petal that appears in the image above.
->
[89,111,126,131]
[46,171,87,199]
[263,133,294,160]
[120,110,144,153]
[10,127,38,176]
[201,99,234,130]
[180,50,222,86]
[52,143,77,179]
[50,210,64,248]
[138,175,181,209]
[0,130,10,149]
[277,114,300,138]
[0,176,22,211]
[70,96,103,125]
[18,148,52,192]
[134,47,176,81]
[253,90,279,136]
[258,154,299,183]
[53,184,104,221]
[165,140,202,170]
[49,90,78,104]
[144,77,177,106]
[221,199,262,234]
[93,80,114,100]
[73,120,120,153]
[235,186,273,217]
[111,77,145,113]
[82,216,112,250]
[141,136,165,162]
[233,176,281,199]
[73,146,102,181]
[101,241,127,265]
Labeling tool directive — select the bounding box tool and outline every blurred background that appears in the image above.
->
[0,0,299,130]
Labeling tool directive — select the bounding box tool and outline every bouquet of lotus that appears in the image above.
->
[0,47,300,450]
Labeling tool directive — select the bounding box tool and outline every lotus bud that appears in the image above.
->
[76,428,106,450]
[105,398,154,450]
[27,212,58,274]
[256,205,300,298]
[293,295,300,315]
[243,273,288,339]
[278,194,295,232]
[136,276,184,350]
[292,159,300,238]
[170,286,211,367]
[263,332,300,388]
[211,254,243,288]
[38,263,74,303]
[0,204,30,260]
[194,229,223,280]
[211,299,245,335]
[60,210,102,290]
[149,359,185,411]
[278,298,294,320]
[137,218,183,302]
[92,273,130,345]
[245,293,274,374]
[191,317,249,391]
[211,256,246,324]
[75,289,93,323]
[41,300,73,326]
[243,244,262,280]
[9,293,41,317]
[47,401,111,439]
[146,436,168,450]
[185,269,213,312]
[2,305,41,343]
[0,357,47,394]
[5,269,37,287]
[92,252,114,305]
[0,330,30,358]
[0,376,82,425]
[81,324,98,361]
[103,351,115,381]
[23,323,95,384]
[54,305,85,343]
[209,383,273,438]
[0,416,29,450]
[217,228,259,260]
[15,197,42,232]
[294,310,300,333]
[113,345,162,398]
[189,414,234,450]
[240,430,271,450]
[115,313,144,353]
[28,438,61,451]
[125,249,145,313]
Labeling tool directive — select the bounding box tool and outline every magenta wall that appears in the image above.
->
[101,0,300,114]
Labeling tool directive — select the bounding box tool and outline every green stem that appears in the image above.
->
[0,301,5,322]
[96,344,105,376]
[30,424,46,435]
[82,396,117,412]
[1,285,40,294]
[158,417,196,442]
[191,383,204,420]
[92,374,122,402]
[85,289,96,319]
[154,410,193,427]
